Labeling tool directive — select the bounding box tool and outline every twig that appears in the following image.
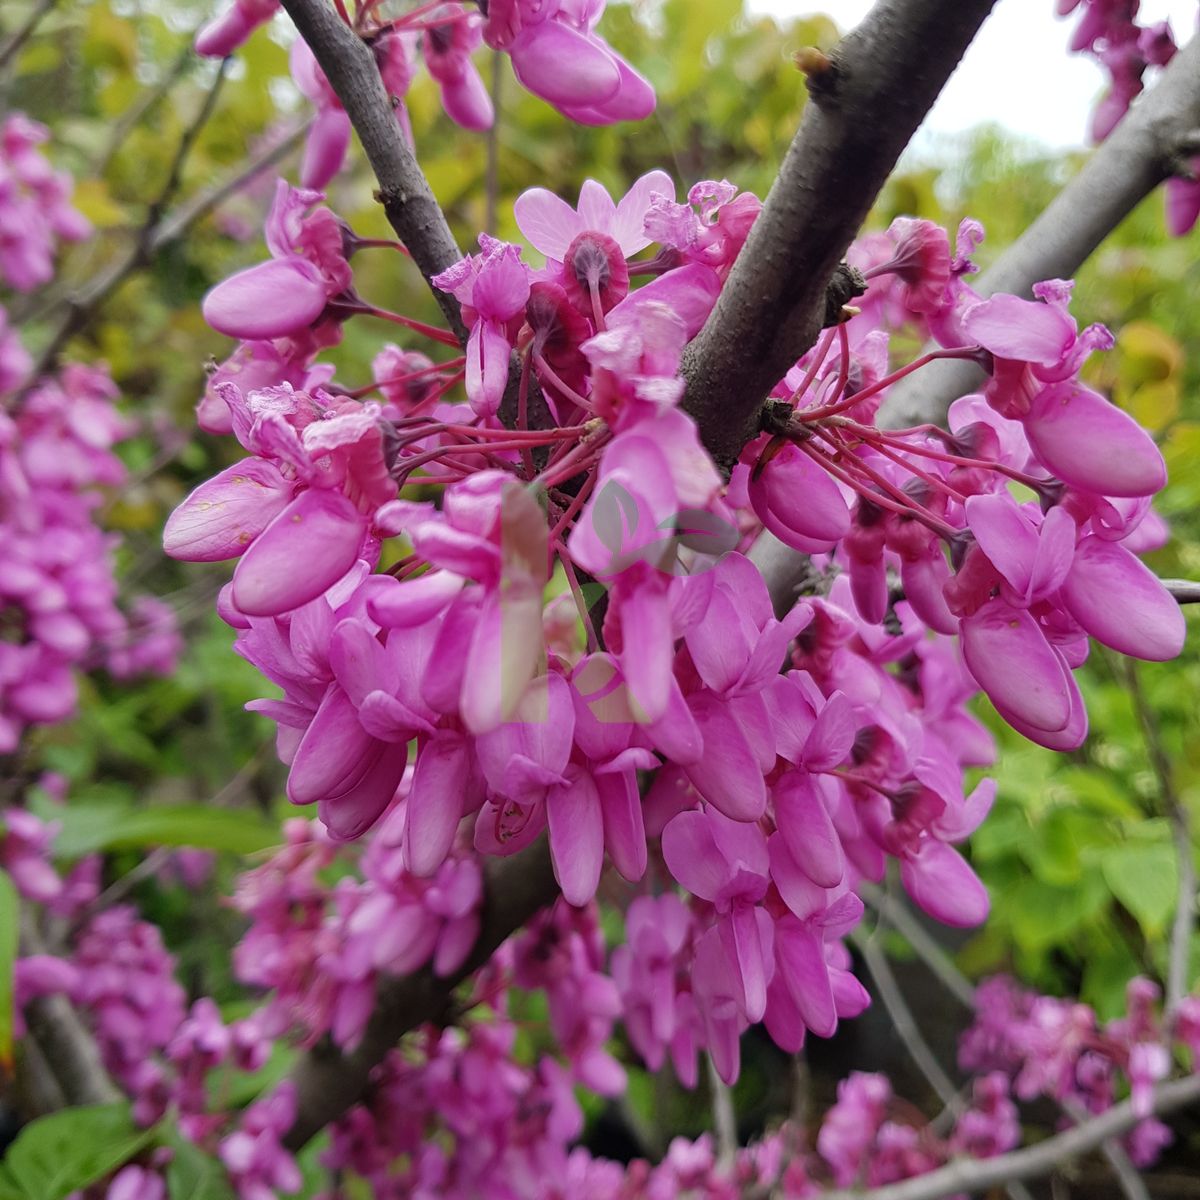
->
[707,1053,738,1167]
[19,915,120,1107]
[277,0,468,343]
[876,33,1200,429]
[0,0,57,72]
[817,1073,1200,1200]
[13,118,308,398]
[859,884,1151,1200]
[1122,660,1195,1010]
[680,0,997,468]
[23,58,231,384]
[92,42,195,175]
[1165,579,1200,605]
[854,929,962,1114]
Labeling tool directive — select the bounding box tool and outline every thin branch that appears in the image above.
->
[1122,660,1195,1010]
[853,930,963,1115]
[0,0,57,72]
[13,119,308,398]
[818,1073,1200,1200]
[859,884,1151,1200]
[277,0,468,343]
[283,837,559,1150]
[19,915,120,1107]
[23,59,230,383]
[93,42,195,176]
[1165,579,1200,605]
[707,1053,738,1167]
[680,0,997,468]
[877,33,1200,429]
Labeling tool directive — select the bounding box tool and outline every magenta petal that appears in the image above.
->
[560,50,657,125]
[406,734,468,876]
[684,693,766,821]
[900,841,989,928]
[1165,174,1200,239]
[1024,381,1166,498]
[773,773,844,888]
[619,585,674,723]
[195,4,257,56]
[802,691,856,773]
[440,66,494,131]
[660,809,727,900]
[465,321,511,418]
[964,493,1038,595]
[768,834,828,921]
[202,258,329,340]
[287,686,379,806]
[777,921,836,1038]
[721,902,770,1022]
[751,444,851,549]
[319,743,409,841]
[509,22,621,109]
[611,169,675,255]
[960,598,1072,733]
[163,458,291,561]
[301,106,352,190]
[546,768,604,906]
[368,570,464,628]
[232,488,366,616]
[513,188,581,260]
[1061,536,1185,661]
[598,771,647,883]
[962,293,1076,366]
[993,661,1088,751]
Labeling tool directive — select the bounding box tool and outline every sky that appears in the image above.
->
[748,0,1197,151]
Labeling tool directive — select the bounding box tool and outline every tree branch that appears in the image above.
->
[1121,660,1195,1011]
[0,0,57,72]
[818,1073,1200,1200]
[19,916,120,1108]
[859,884,1151,1200]
[283,837,559,1150]
[681,0,997,469]
[276,0,468,344]
[11,119,310,398]
[876,33,1200,429]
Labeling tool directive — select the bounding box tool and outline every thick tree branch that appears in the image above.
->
[277,0,468,344]
[818,1073,1200,1200]
[877,33,1200,429]
[681,0,997,468]
[283,838,559,1150]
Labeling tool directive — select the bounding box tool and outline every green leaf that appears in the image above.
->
[1101,841,1179,935]
[1,1103,155,1200]
[0,871,18,1069]
[46,804,280,859]
[1009,872,1109,950]
[165,1137,235,1200]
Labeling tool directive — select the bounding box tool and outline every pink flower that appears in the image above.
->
[483,0,654,123]
[515,171,674,318]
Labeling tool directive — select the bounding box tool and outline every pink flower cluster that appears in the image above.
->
[198,0,652,188]
[232,814,483,1050]
[0,114,90,292]
[167,170,1186,1097]
[1055,0,1200,235]
[0,350,181,750]
[961,974,1200,1165]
